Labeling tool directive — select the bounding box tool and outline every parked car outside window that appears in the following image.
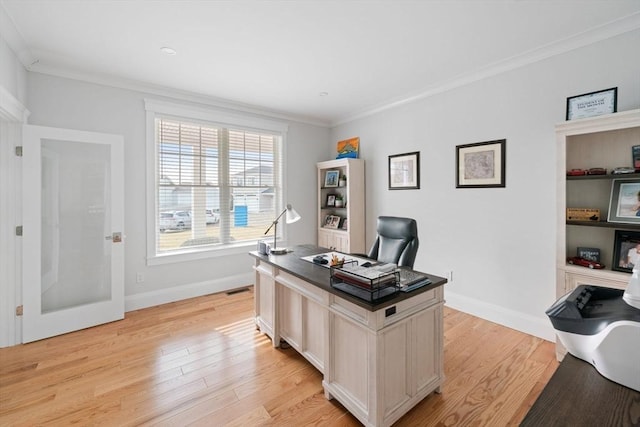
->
[206,209,220,224]
[159,211,192,232]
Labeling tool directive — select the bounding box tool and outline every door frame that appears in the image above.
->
[0,86,29,348]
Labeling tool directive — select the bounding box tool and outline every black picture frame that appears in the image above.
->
[577,247,601,263]
[456,139,506,188]
[388,151,420,190]
[566,87,617,121]
[326,194,336,207]
[612,229,640,273]
[607,178,640,224]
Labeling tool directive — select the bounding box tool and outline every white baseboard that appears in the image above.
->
[444,289,556,342]
[125,273,254,312]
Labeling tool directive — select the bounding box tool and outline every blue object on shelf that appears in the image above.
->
[234,205,248,227]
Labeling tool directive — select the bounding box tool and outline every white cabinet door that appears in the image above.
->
[280,285,302,349]
[22,125,124,343]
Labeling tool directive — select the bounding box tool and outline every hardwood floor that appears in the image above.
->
[0,288,558,426]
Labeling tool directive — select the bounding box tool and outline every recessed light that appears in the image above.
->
[160,46,177,55]
[319,92,329,97]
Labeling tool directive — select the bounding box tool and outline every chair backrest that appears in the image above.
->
[367,216,419,268]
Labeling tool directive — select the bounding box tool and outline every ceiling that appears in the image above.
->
[2,1,639,126]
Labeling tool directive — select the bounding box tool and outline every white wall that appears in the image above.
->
[331,30,640,340]
[25,72,327,311]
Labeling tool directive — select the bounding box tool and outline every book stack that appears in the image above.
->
[332,264,396,289]
[397,268,431,292]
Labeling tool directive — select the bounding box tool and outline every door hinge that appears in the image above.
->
[15,226,23,236]
[15,146,23,157]
[16,305,23,316]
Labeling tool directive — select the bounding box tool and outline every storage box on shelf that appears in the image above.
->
[556,109,640,358]
[317,158,365,253]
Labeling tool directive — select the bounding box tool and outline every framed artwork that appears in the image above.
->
[566,87,617,121]
[341,218,348,230]
[608,178,640,224]
[388,151,420,190]
[456,139,506,188]
[324,170,339,187]
[326,194,336,207]
[612,230,640,273]
[336,137,359,159]
[324,215,341,229]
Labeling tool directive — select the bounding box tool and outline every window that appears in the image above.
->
[145,100,287,262]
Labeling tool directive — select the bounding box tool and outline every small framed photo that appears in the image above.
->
[633,145,640,170]
[341,218,348,230]
[388,151,420,190]
[608,178,640,224]
[326,194,336,207]
[566,87,617,121]
[456,139,506,188]
[612,230,640,273]
[324,170,340,187]
[577,247,601,263]
[325,215,341,229]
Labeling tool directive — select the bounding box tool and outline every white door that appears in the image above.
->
[22,125,124,343]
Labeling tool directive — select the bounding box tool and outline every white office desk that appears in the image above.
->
[250,245,447,427]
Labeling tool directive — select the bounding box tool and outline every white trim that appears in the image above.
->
[144,98,289,134]
[0,121,21,347]
[444,289,556,342]
[0,86,30,122]
[125,273,253,312]
[0,85,28,348]
[147,241,256,266]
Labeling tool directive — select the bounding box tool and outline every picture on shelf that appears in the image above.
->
[612,230,640,273]
[577,247,601,263]
[324,170,340,187]
[341,218,348,230]
[608,178,640,224]
[326,194,336,207]
[324,215,341,229]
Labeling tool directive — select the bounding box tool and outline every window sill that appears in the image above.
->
[147,241,260,266]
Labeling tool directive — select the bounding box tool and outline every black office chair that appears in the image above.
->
[366,216,419,269]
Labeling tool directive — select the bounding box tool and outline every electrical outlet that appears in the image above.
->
[136,272,144,283]
[446,271,453,282]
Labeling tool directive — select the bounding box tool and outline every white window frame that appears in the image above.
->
[145,99,289,265]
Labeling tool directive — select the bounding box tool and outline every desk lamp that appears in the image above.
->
[264,204,301,254]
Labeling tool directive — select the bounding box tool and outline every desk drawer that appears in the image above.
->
[276,270,328,305]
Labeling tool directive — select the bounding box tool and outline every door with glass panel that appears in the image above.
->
[22,125,124,343]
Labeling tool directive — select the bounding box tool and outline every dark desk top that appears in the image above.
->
[521,354,640,427]
[249,244,447,312]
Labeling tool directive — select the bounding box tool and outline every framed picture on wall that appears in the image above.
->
[388,151,420,190]
[456,139,506,188]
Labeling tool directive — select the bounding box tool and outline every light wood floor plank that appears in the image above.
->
[0,287,557,426]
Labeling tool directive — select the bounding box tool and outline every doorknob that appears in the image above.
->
[105,232,123,243]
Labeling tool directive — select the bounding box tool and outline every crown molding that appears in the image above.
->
[332,12,640,127]
[28,64,331,128]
